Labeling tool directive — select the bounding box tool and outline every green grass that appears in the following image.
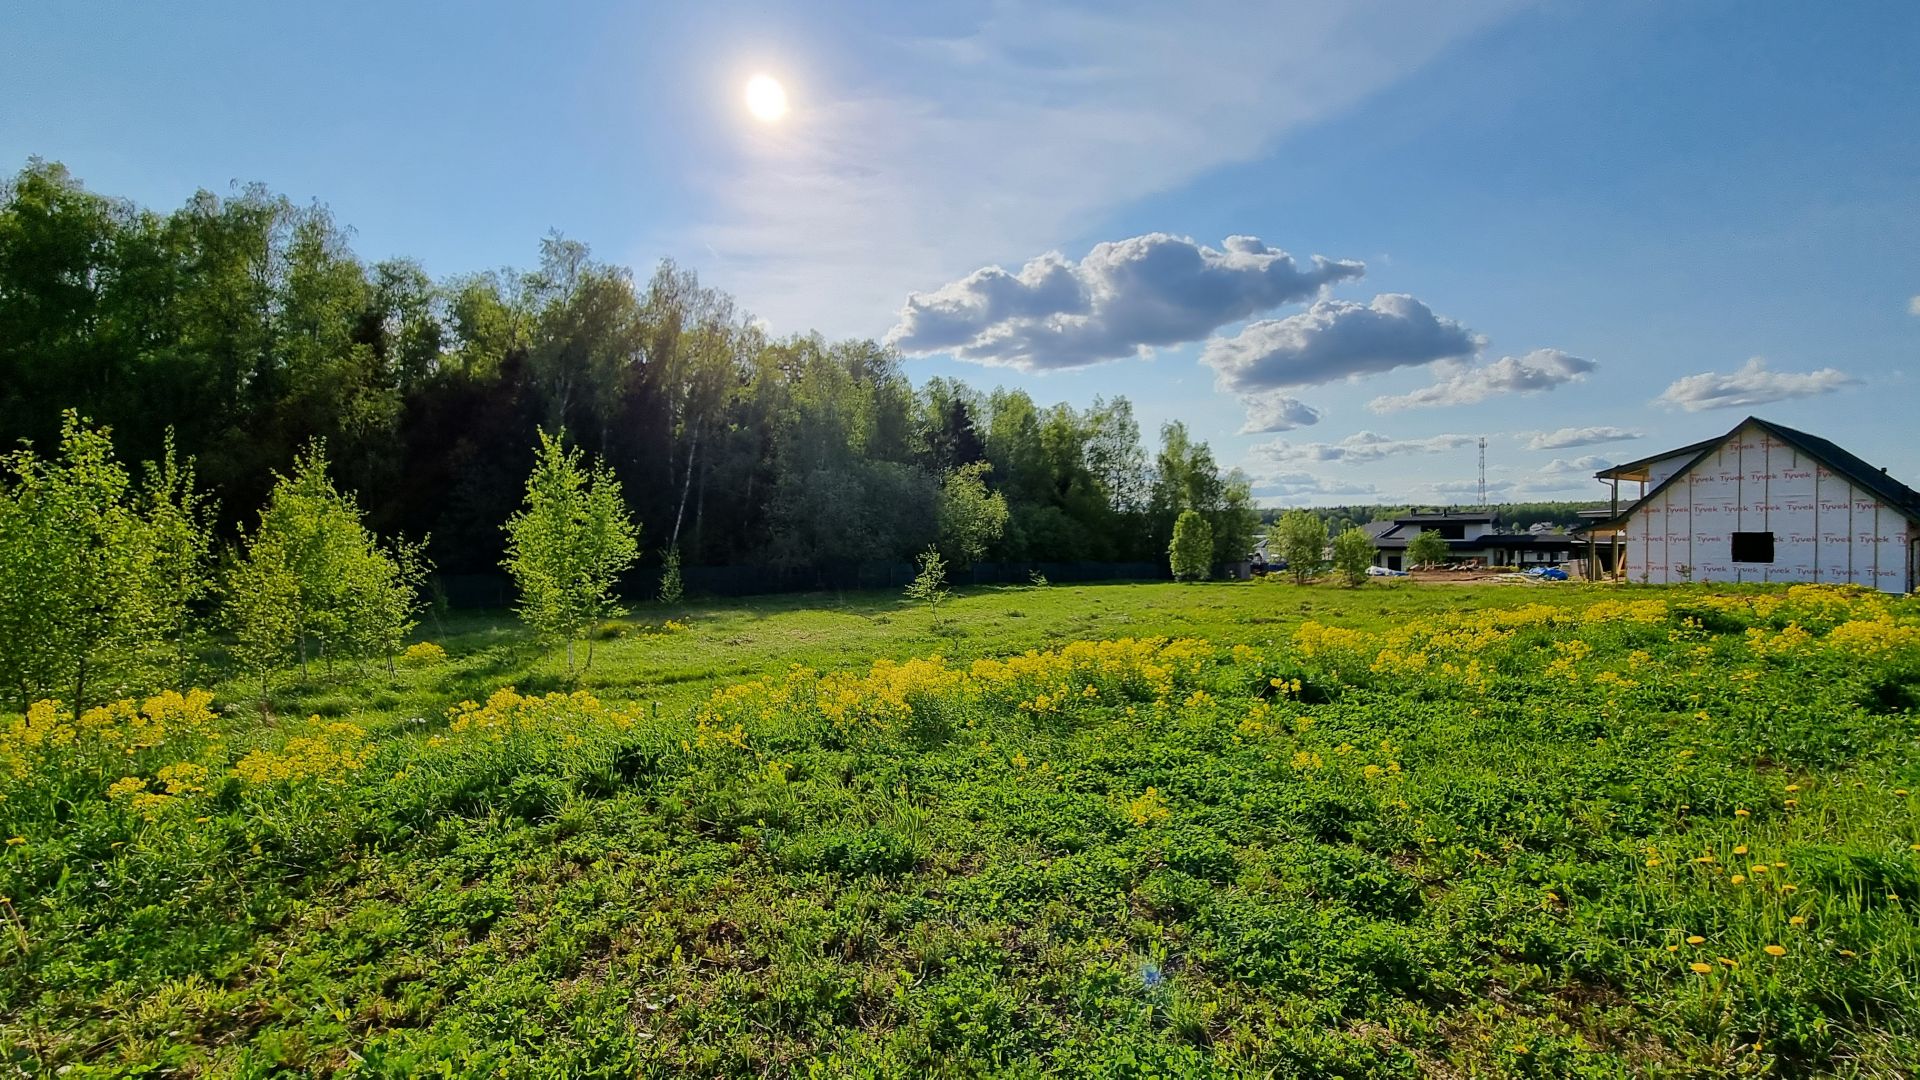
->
[308,579,1615,728]
[4,580,1919,1076]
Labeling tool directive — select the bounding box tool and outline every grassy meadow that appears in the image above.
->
[4,579,1920,1076]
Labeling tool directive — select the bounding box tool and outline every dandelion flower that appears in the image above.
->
[1789,916,1806,926]
[1718,957,1738,968]
[1764,944,1786,957]
[1786,784,1801,793]
[1731,874,1747,885]
[1735,808,1751,818]
[1686,935,1706,945]
[1898,789,1911,797]
[1733,845,1749,855]
[1690,962,1712,973]
[1839,949,1857,958]
[4,837,22,846]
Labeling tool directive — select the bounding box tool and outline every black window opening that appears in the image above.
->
[1731,531,1775,564]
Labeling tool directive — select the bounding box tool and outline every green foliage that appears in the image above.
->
[1273,508,1330,584]
[1330,525,1376,586]
[1168,509,1213,581]
[937,461,1009,569]
[3,584,1918,1074]
[904,546,949,618]
[131,432,217,679]
[658,547,684,605]
[227,442,428,682]
[1406,529,1452,569]
[501,430,640,671]
[0,162,1278,576]
[0,412,210,712]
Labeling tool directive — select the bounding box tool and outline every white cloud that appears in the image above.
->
[886,234,1364,370]
[1909,294,1920,316]
[1538,454,1613,476]
[1247,429,1478,468]
[1248,471,1379,506]
[1203,294,1481,394]
[686,2,1519,338]
[1520,425,1643,450]
[1238,394,1324,434]
[1368,348,1596,412]
[1656,357,1858,412]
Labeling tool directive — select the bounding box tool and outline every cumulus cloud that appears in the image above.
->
[1367,348,1596,412]
[886,234,1364,370]
[1520,426,1642,450]
[1238,394,1324,434]
[1656,357,1858,412]
[1538,454,1613,476]
[691,4,1515,338]
[1202,294,1481,394]
[1247,430,1478,468]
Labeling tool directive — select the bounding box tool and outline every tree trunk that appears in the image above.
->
[670,418,701,549]
[72,656,88,724]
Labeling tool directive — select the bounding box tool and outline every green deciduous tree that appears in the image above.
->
[228,442,427,683]
[1331,526,1376,587]
[502,429,640,672]
[0,413,165,713]
[1273,509,1330,584]
[905,546,949,620]
[131,432,217,680]
[1168,510,1213,582]
[937,461,1009,569]
[1407,529,1451,569]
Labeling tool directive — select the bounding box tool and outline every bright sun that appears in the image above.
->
[744,74,788,123]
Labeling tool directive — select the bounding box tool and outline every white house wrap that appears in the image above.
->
[1583,417,1919,594]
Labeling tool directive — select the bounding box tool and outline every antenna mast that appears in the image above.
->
[1477,437,1488,508]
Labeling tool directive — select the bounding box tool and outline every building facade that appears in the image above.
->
[1583,417,1919,594]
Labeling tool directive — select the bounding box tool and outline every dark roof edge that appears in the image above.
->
[1584,416,1920,529]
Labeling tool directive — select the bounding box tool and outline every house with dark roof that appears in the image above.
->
[1574,416,1920,593]
[1365,511,1579,571]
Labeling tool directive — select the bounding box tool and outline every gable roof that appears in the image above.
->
[1585,416,1920,530]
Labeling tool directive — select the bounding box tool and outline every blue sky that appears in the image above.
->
[6,0,1916,505]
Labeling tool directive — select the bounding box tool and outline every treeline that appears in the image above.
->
[1263,501,1597,535]
[0,160,1258,579]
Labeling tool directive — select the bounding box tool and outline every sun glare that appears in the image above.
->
[745,74,788,123]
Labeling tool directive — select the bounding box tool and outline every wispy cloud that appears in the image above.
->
[1248,470,1380,505]
[1909,295,1920,316]
[1656,357,1858,412]
[1247,429,1479,468]
[886,234,1363,370]
[688,2,1518,338]
[1519,425,1642,450]
[1368,348,1595,412]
